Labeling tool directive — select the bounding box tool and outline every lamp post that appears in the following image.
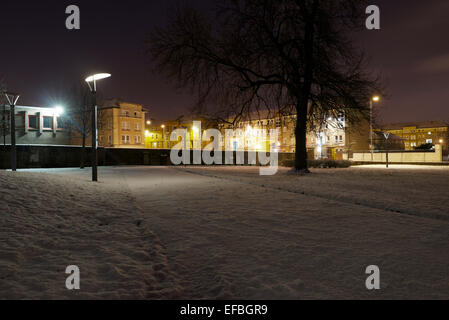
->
[4,92,20,171]
[384,132,390,168]
[85,73,111,182]
[161,124,165,149]
[370,96,380,161]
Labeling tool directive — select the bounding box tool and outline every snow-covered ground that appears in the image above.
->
[1,165,449,299]
[0,169,180,299]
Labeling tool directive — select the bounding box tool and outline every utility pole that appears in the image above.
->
[370,96,380,162]
[4,92,20,171]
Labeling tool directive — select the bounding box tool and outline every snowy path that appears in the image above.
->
[3,166,449,299]
[181,165,449,222]
[0,169,180,299]
[116,166,449,299]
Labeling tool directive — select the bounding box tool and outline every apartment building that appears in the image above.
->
[70,99,146,148]
[219,111,369,160]
[379,121,448,151]
[145,117,215,150]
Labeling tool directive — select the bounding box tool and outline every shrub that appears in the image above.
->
[281,159,352,168]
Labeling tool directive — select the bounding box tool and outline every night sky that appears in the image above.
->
[1,0,449,123]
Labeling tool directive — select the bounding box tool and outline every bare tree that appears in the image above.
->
[147,0,383,172]
[66,82,93,168]
[66,81,107,168]
[0,77,9,148]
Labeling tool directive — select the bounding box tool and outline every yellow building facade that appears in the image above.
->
[71,99,146,148]
[99,100,146,148]
[145,118,214,150]
[143,111,370,159]
[219,111,369,160]
[379,121,448,151]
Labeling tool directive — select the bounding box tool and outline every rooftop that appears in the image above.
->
[380,121,449,130]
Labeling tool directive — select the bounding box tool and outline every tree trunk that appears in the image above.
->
[293,0,317,173]
[80,134,86,169]
[295,102,309,172]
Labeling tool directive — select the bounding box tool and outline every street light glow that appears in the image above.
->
[372,96,380,102]
[54,106,64,116]
[85,73,112,82]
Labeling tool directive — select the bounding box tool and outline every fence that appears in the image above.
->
[0,145,294,169]
[350,145,443,163]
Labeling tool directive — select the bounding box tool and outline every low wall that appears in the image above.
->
[0,145,293,169]
[351,145,443,163]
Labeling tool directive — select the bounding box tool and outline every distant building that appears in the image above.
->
[0,105,70,146]
[143,110,370,159]
[218,110,370,160]
[145,117,215,150]
[378,121,449,151]
[70,99,147,149]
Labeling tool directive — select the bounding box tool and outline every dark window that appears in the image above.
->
[57,117,65,129]
[29,115,38,129]
[43,116,53,129]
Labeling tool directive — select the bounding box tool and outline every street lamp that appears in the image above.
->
[4,92,20,171]
[54,105,64,117]
[85,73,111,182]
[370,95,380,160]
[161,125,166,149]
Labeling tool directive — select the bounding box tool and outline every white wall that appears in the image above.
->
[351,145,443,163]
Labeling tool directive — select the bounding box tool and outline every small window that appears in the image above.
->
[29,115,38,130]
[121,135,130,144]
[122,121,130,130]
[43,116,53,130]
[57,117,65,129]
